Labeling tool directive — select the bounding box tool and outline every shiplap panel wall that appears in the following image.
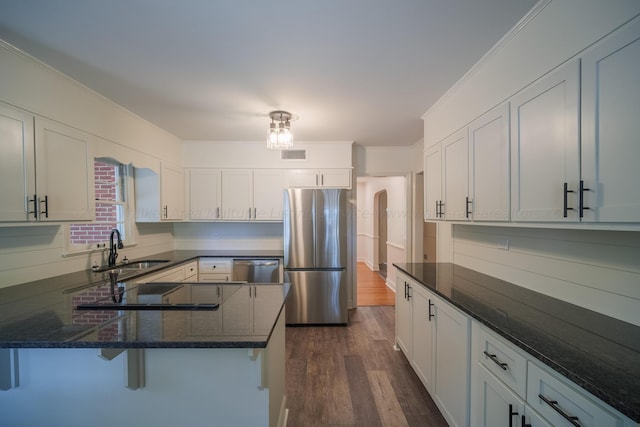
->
[0,223,174,288]
[453,225,640,326]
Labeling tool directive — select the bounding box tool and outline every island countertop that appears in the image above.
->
[0,250,287,349]
[394,262,640,423]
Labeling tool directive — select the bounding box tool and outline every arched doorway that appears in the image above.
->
[374,189,388,278]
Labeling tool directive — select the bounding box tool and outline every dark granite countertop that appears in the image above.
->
[394,262,640,423]
[0,250,286,349]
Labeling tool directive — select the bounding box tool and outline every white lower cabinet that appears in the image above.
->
[395,269,470,427]
[471,322,635,427]
[527,363,622,427]
[399,269,638,427]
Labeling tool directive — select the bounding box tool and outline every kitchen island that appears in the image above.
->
[0,253,289,427]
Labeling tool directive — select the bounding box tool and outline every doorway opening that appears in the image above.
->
[374,189,388,279]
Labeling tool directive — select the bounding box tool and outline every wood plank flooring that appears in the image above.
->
[285,306,448,427]
[357,262,395,307]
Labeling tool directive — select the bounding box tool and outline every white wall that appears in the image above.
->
[421,0,640,325]
[0,41,181,288]
[356,176,406,291]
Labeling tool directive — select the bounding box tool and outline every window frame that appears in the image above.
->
[63,159,137,256]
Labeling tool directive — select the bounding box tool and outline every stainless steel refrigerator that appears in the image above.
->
[283,188,348,325]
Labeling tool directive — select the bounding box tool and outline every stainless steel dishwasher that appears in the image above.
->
[232,259,281,283]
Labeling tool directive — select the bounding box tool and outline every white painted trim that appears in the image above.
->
[386,241,405,251]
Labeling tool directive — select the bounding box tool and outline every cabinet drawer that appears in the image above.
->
[198,258,231,273]
[183,261,198,280]
[527,362,622,427]
[473,323,527,398]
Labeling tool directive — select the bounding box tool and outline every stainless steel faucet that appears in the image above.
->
[108,228,124,267]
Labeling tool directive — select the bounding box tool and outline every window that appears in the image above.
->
[65,159,135,254]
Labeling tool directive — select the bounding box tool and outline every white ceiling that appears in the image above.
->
[0,0,537,147]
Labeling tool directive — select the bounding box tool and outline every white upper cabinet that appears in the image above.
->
[187,169,221,220]
[0,103,35,221]
[1,106,94,223]
[160,163,184,221]
[288,169,351,188]
[424,144,443,221]
[135,162,184,222]
[510,60,580,222]
[442,129,469,221]
[253,169,286,221]
[186,169,287,222]
[221,169,253,220]
[35,117,94,222]
[581,19,640,223]
[468,103,510,221]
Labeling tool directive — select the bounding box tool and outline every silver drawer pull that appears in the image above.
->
[483,350,508,370]
[538,394,580,426]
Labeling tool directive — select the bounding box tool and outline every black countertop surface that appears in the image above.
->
[394,262,640,423]
[0,250,287,349]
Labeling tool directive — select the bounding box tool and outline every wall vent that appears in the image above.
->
[281,149,306,160]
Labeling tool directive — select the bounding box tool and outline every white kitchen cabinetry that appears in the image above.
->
[442,129,470,221]
[198,258,232,282]
[186,169,286,221]
[0,103,35,222]
[136,265,186,283]
[223,285,283,336]
[135,162,185,222]
[411,281,436,393]
[395,270,413,356]
[433,291,471,427]
[471,322,636,427]
[510,60,580,222]
[581,19,640,223]
[527,363,624,427]
[424,144,443,220]
[160,163,185,221]
[0,104,94,222]
[183,261,198,281]
[288,168,351,188]
[221,169,253,220]
[252,169,286,221]
[186,169,221,220]
[395,268,470,427]
[468,103,510,221]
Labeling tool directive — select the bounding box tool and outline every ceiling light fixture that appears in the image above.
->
[267,110,294,149]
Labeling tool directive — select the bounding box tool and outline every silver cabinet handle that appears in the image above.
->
[483,350,508,370]
[538,394,580,426]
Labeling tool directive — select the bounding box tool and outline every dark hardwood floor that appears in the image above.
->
[285,306,448,426]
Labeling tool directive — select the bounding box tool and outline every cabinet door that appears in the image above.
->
[469,103,510,221]
[424,144,442,220]
[188,169,221,220]
[288,169,319,187]
[222,285,252,335]
[252,285,284,335]
[510,60,580,222]
[221,170,252,220]
[473,364,525,427]
[34,117,94,221]
[161,163,184,220]
[411,285,435,393]
[434,296,470,427]
[581,19,640,222]
[395,271,412,356]
[253,170,286,221]
[0,104,35,221]
[320,169,351,188]
[443,129,469,220]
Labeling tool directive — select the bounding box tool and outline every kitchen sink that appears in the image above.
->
[120,260,170,270]
[94,259,170,273]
